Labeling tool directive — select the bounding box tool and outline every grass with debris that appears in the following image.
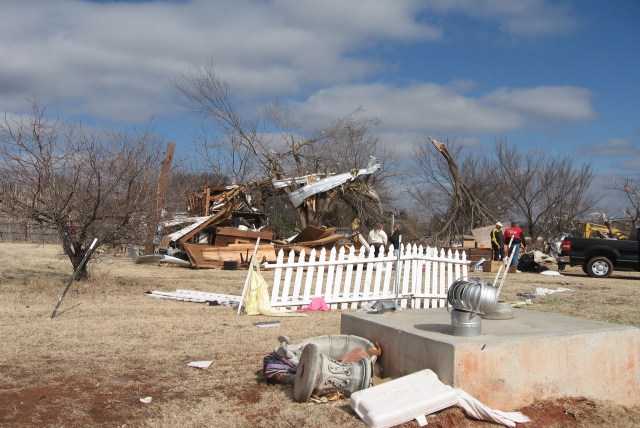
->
[1,242,638,427]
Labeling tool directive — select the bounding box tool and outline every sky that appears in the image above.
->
[1,0,639,216]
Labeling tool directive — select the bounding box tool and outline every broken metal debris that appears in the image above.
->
[129,246,192,267]
[282,156,381,207]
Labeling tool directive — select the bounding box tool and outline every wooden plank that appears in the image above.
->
[335,247,347,309]
[281,250,295,303]
[325,248,337,309]
[291,225,329,243]
[183,242,276,267]
[201,246,276,262]
[302,249,316,302]
[438,248,447,307]
[314,248,327,297]
[270,250,285,305]
[216,226,274,240]
[317,227,338,239]
[342,247,355,310]
[350,247,365,310]
[228,243,270,250]
[291,249,305,302]
[178,205,233,244]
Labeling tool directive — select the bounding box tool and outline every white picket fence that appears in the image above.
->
[263,244,469,310]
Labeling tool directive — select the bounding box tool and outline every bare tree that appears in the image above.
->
[495,139,596,239]
[611,178,640,227]
[0,101,163,279]
[408,137,596,244]
[175,63,396,229]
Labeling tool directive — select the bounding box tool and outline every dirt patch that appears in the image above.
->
[0,376,140,426]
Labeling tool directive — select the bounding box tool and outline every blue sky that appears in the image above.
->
[1,0,638,215]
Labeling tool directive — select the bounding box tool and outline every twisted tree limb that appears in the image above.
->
[427,137,495,243]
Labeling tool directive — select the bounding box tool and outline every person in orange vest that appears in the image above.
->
[504,222,527,272]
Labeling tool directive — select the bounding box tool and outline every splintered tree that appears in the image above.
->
[0,101,163,279]
[175,63,397,230]
[409,137,595,244]
[409,137,499,244]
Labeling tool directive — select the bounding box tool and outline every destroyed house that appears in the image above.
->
[156,182,358,269]
[159,185,276,269]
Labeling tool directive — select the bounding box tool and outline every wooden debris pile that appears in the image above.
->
[155,185,355,269]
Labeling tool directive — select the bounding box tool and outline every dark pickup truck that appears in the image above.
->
[557,227,640,277]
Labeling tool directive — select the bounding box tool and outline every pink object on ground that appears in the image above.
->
[297,297,330,312]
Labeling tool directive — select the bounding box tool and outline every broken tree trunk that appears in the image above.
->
[427,137,495,243]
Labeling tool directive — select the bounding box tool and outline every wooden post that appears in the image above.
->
[145,141,176,255]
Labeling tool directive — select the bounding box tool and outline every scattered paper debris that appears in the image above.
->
[147,289,241,305]
[139,396,152,404]
[539,270,562,276]
[187,361,213,369]
[532,287,573,296]
[255,321,281,328]
[511,300,534,308]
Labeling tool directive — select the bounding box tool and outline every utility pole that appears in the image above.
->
[144,141,176,255]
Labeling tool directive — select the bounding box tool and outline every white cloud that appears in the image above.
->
[618,158,640,171]
[0,0,600,169]
[483,86,596,122]
[291,82,522,133]
[285,80,597,155]
[422,0,578,37]
[273,0,442,41]
[0,0,442,121]
[585,138,640,158]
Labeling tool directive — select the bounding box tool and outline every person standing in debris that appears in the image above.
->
[389,224,402,256]
[490,222,505,261]
[504,222,526,271]
[368,223,388,258]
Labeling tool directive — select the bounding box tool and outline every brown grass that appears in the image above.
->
[1,242,638,427]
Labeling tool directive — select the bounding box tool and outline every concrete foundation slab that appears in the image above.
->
[341,308,640,410]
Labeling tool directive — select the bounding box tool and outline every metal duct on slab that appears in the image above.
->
[447,277,498,315]
[447,277,498,336]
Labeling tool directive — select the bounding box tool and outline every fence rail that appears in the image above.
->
[263,244,469,310]
[0,217,60,244]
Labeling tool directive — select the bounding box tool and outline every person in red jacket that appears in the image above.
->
[504,222,526,271]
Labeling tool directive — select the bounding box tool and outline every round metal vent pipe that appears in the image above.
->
[447,277,498,336]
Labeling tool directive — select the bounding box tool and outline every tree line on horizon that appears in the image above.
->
[1,65,638,279]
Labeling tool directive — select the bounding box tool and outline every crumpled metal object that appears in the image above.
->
[282,156,381,207]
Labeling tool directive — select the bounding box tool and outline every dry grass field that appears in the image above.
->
[1,242,639,427]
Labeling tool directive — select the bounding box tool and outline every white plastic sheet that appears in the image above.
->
[456,389,530,427]
[350,369,531,428]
